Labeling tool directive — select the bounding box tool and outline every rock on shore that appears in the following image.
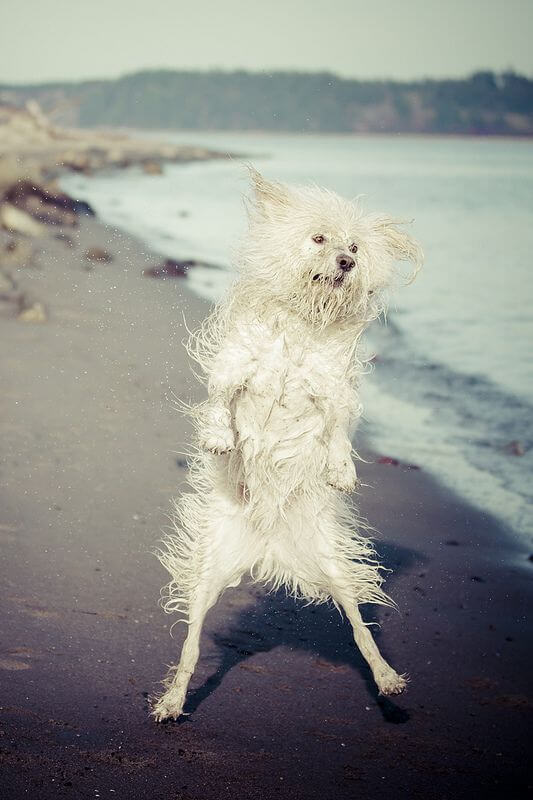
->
[0,100,231,322]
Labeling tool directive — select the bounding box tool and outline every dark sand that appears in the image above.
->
[1,217,532,799]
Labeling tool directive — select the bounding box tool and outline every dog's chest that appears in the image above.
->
[235,329,349,453]
[254,330,344,399]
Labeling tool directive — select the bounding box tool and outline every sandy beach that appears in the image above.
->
[1,212,532,799]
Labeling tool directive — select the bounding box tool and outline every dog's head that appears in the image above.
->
[240,167,423,326]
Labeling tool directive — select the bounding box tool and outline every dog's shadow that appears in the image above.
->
[181,538,424,725]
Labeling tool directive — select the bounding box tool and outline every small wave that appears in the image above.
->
[363,319,533,545]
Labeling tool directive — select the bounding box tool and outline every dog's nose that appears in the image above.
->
[336,254,355,272]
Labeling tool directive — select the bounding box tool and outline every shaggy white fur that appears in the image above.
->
[152,168,423,722]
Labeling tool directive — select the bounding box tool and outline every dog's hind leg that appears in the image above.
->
[334,593,407,696]
[152,498,250,722]
[312,513,407,697]
[152,579,222,722]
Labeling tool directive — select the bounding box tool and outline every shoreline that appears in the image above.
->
[1,211,532,798]
[114,127,533,142]
[3,209,527,558]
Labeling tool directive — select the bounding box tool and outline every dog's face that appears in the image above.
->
[241,168,423,326]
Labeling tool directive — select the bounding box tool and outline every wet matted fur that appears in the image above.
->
[152,168,423,721]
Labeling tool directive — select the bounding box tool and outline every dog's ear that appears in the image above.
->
[371,215,424,284]
[247,165,290,217]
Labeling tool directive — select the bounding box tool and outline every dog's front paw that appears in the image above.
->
[199,426,235,455]
[326,460,359,492]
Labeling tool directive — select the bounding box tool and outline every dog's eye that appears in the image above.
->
[312,235,325,244]
[349,243,358,254]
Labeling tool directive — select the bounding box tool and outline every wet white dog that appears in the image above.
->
[152,168,422,722]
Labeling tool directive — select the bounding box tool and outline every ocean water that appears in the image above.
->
[61,132,533,547]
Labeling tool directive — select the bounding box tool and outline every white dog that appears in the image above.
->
[152,168,422,722]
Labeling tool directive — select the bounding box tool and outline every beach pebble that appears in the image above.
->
[24,194,77,227]
[60,150,92,173]
[18,301,47,323]
[377,455,421,470]
[0,203,47,236]
[2,174,95,229]
[1,237,33,267]
[142,160,163,175]
[85,247,113,263]
[143,258,193,278]
[377,456,400,466]
[0,270,15,293]
[503,440,525,456]
[0,290,24,318]
[54,232,74,247]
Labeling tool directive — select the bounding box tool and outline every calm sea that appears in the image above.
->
[61,132,533,547]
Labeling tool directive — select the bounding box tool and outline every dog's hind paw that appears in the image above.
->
[151,689,188,723]
[376,669,408,697]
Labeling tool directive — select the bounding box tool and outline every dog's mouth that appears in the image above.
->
[312,273,345,286]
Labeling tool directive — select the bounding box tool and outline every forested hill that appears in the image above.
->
[2,69,532,135]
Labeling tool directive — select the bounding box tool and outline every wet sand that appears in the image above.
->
[0,216,532,799]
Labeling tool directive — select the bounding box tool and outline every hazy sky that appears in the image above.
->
[2,0,532,84]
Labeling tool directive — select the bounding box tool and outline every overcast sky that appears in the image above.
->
[1,0,532,84]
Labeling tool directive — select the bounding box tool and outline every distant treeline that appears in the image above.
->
[2,69,533,135]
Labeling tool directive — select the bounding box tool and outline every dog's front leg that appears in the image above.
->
[198,338,255,455]
[326,407,359,492]
[199,388,236,454]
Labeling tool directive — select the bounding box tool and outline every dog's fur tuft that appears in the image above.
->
[152,169,422,722]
